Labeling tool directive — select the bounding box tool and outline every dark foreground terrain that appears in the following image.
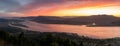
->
[0,30,120,46]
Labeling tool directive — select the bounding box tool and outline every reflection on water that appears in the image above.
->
[18,21,120,39]
[47,24,120,39]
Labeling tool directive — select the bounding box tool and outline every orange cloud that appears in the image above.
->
[21,0,120,17]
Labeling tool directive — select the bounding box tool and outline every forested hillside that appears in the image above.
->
[0,30,120,46]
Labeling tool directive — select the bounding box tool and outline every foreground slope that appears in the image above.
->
[0,30,120,46]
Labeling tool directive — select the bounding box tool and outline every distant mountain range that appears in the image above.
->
[22,15,120,26]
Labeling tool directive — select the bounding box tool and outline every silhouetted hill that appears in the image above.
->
[22,15,120,26]
[0,30,120,46]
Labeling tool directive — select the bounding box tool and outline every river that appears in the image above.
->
[9,21,120,39]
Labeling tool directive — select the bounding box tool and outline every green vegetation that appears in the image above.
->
[0,30,120,46]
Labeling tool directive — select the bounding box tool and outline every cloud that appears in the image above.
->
[15,0,81,12]
[14,0,33,5]
[0,12,25,17]
[0,0,120,17]
[0,0,21,12]
[18,0,120,13]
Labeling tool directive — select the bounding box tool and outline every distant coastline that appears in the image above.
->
[87,25,120,27]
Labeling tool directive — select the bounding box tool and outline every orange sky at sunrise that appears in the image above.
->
[1,0,120,17]
[21,0,120,17]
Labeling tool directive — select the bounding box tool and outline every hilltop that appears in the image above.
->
[21,15,120,26]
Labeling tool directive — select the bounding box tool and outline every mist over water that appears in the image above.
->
[12,21,120,39]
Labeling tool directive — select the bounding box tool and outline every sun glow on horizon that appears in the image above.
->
[52,6,120,17]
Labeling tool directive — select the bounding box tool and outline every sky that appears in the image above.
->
[0,0,120,17]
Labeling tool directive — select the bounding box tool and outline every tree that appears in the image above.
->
[79,42,84,46]
[65,39,73,46]
[50,42,59,46]
[0,30,9,40]
[18,32,24,39]
[107,44,112,46]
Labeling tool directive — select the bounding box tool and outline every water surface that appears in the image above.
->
[11,21,120,39]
